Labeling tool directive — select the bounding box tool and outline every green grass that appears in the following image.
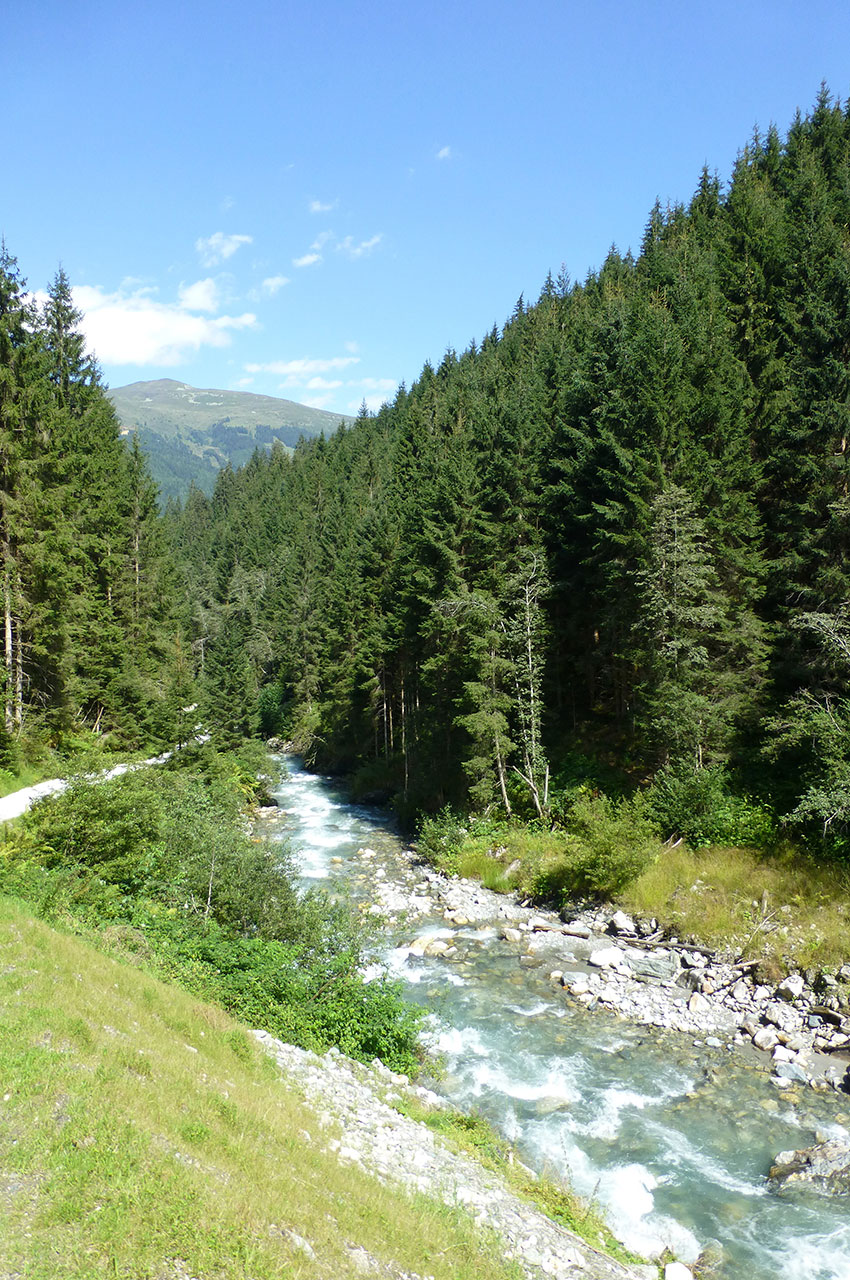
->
[619,840,850,975]
[0,894,529,1280]
[0,761,47,798]
[421,810,850,978]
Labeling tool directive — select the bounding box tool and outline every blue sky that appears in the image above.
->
[4,1,850,415]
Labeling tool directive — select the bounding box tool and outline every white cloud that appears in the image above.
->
[337,233,382,259]
[344,339,359,354]
[305,376,343,390]
[245,356,360,379]
[309,199,336,213]
[293,252,322,268]
[234,376,255,388]
[302,392,338,410]
[71,284,256,367]
[261,275,290,295]
[348,377,397,393]
[178,277,220,313]
[347,393,390,413]
[436,145,452,161]
[195,231,253,267]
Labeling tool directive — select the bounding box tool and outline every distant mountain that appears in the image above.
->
[108,379,353,502]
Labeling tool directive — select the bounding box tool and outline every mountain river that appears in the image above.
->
[268,757,850,1280]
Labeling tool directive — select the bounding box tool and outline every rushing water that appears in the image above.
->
[269,758,850,1280]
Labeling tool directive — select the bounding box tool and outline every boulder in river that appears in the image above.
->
[768,1138,850,1194]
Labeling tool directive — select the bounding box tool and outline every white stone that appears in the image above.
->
[589,946,628,971]
[753,1026,779,1051]
[610,909,636,934]
[664,1264,694,1280]
[562,921,592,938]
[777,974,805,1001]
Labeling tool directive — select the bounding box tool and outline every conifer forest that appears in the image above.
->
[6,91,850,857]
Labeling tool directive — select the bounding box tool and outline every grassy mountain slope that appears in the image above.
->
[108,379,354,501]
[0,895,523,1280]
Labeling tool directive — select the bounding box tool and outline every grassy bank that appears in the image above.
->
[417,807,850,978]
[395,1101,644,1269]
[0,896,531,1280]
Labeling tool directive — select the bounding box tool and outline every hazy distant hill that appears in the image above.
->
[108,379,353,501]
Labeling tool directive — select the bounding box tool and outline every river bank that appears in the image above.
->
[347,843,850,1095]
[266,758,850,1279]
[254,1030,657,1280]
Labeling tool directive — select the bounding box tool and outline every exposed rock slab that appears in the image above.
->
[768,1138,850,1194]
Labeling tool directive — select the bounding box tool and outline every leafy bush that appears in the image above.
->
[646,764,776,849]
[416,807,469,872]
[530,793,658,902]
[1,754,423,1073]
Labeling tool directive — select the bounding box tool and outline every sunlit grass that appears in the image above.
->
[0,895,527,1280]
[619,841,850,973]
[0,762,46,798]
[436,813,850,977]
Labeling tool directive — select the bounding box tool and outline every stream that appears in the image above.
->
[268,757,850,1280]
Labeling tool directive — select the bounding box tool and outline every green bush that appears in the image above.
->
[416,807,468,872]
[533,793,658,902]
[1,754,423,1074]
[646,764,776,849]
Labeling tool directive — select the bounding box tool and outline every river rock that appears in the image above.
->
[753,1026,780,1051]
[608,910,636,936]
[624,947,680,982]
[589,946,630,973]
[769,1138,850,1193]
[773,1061,808,1084]
[663,1264,693,1280]
[763,1001,803,1033]
[776,974,806,1002]
[561,921,592,939]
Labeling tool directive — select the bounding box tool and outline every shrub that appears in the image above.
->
[646,764,776,849]
[416,807,468,873]
[2,754,424,1073]
[560,793,658,898]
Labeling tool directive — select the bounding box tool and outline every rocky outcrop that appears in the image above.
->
[769,1138,850,1194]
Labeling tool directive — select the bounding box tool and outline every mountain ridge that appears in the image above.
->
[108,378,354,501]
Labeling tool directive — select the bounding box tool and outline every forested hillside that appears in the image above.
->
[6,91,850,858]
[0,253,182,763]
[168,90,850,851]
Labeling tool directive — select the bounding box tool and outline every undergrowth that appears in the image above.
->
[0,744,423,1074]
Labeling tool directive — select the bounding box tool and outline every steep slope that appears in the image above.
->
[108,378,354,500]
[0,896,643,1280]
